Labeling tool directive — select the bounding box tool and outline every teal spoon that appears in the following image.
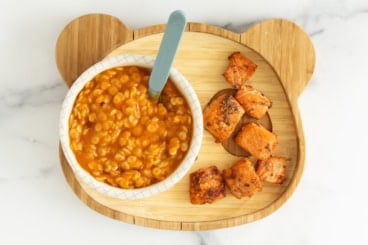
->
[148,10,187,100]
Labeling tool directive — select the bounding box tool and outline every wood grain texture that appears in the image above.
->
[55,14,315,230]
[134,24,190,40]
[241,19,316,204]
[189,22,241,42]
[55,14,133,87]
[241,19,315,103]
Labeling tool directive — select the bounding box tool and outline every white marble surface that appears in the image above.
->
[1,0,368,244]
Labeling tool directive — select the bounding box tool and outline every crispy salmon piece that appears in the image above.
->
[235,84,272,119]
[223,52,257,88]
[203,92,245,143]
[256,156,287,184]
[235,122,277,160]
[189,165,226,204]
[223,158,262,199]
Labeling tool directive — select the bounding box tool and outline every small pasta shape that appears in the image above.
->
[69,66,192,189]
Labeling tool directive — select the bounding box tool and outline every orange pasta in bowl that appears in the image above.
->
[69,66,192,189]
[60,55,203,199]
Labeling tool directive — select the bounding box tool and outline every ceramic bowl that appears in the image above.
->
[59,54,203,199]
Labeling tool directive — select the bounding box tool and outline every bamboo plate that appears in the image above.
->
[55,14,315,230]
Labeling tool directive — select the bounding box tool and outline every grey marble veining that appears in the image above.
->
[0,82,65,109]
[1,0,368,244]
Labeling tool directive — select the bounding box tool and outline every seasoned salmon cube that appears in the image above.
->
[223,157,262,199]
[256,156,287,184]
[235,84,272,119]
[203,92,245,143]
[235,122,277,160]
[189,165,226,204]
[223,52,257,88]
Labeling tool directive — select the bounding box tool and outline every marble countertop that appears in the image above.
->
[1,0,367,244]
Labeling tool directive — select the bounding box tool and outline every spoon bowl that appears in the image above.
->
[59,54,203,199]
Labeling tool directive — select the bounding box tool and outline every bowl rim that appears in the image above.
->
[59,54,203,200]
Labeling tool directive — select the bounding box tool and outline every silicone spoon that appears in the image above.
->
[148,10,187,100]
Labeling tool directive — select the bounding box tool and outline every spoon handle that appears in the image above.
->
[148,10,187,100]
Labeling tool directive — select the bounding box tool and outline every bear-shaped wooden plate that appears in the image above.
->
[56,14,315,230]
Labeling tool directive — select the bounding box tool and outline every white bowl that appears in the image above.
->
[59,54,203,200]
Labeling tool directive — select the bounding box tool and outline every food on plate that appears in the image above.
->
[188,51,288,204]
[69,66,193,189]
[235,122,277,160]
[203,92,245,143]
[223,52,257,88]
[256,156,287,184]
[235,84,272,119]
[189,165,226,204]
[223,157,262,199]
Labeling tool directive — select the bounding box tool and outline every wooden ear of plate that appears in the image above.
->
[56,14,315,230]
[55,13,133,87]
